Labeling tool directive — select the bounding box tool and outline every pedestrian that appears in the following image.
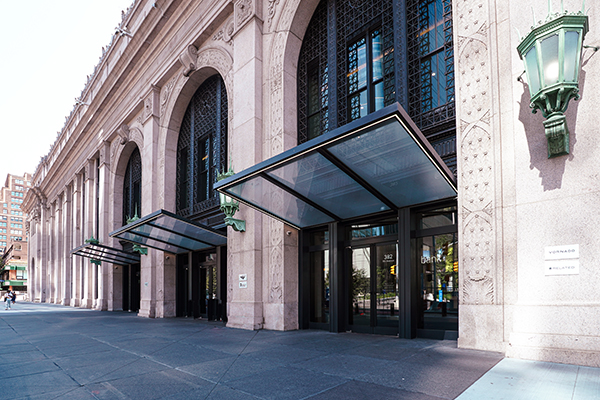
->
[11,290,16,304]
[3,291,11,310]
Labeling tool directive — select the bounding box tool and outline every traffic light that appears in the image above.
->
[390,265,396,275]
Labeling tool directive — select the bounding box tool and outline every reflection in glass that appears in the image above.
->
[418,206,456,230]
[351,223,397,239]
[375,243,398,327]
[351,247,371,326]
[310,250,330,323]
[310,231,329,246]
[418,233,458,331]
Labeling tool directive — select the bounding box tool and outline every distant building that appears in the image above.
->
[0,173,31,293]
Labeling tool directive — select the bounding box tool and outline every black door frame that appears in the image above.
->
[122,263,141,312]
[300,203,455,339]
[176,246,227,321]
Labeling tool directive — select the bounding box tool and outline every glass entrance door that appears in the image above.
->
[193,252,217,320]
[350,242,398,334]
[122,263,140,312]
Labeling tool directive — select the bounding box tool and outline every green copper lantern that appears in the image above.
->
[517,1,593,158]
[217,165,246,232]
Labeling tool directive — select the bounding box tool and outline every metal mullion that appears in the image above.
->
[78,249,138,264]
[73,252,132,266]
[80,244,132,260]
[260,172,342,221]
[318,149,397,211]
[145,221,216,248]
[116,230,196,252]
[220,190,304,229]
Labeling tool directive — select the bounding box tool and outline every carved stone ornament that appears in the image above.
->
[235,0,253,29]
[214,18,235,43]
[116,123,130,145]
[143,96,153,121]
[179,44,199,77]
[160,77,177,117]
[267,0,280,29]
[456,1,496,306]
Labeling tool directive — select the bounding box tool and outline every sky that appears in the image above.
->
[0,0,134,180]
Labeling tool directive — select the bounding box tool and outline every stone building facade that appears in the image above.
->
[22,0,600,368]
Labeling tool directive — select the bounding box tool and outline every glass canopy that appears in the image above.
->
[109,209,227,254]
[71,243,140,266]
[214,104,457,229]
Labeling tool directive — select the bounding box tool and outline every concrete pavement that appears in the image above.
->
[0,302,593,399]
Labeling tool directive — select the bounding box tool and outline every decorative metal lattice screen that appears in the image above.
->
[298,0,456,174]
[176,75,228,219]
[123,147,142,226]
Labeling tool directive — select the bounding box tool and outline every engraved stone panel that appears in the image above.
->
[456,1,496,306]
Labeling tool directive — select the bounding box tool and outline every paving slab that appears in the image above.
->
[456,358,600,400]
[0,302,510,400]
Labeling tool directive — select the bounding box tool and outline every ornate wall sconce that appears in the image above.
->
[517,1,596,158]
[217,165,246,232]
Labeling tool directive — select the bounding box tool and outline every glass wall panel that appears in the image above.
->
[418,233,457,331]
[310,250,330,323]
[375,243,398,327]
[351,247,371,327]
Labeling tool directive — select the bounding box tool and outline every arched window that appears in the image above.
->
[176,75,228,220]
[297,0,456,173]
[123,147,142,226]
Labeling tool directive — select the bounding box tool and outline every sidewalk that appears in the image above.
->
[0,302,594,399]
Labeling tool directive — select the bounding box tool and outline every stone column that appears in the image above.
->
[54,195,63,304]
[61,186,72,305]
[30,205,42,302]
[39,202,49,303]
[71,175,82,307]
[82,159,97,308]
[48,201,56,303]
[138,85,168,318]
[226,1,265,330]
[95,142,111,311]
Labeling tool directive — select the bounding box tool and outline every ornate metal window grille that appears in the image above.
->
[176,75,228,220]
[123,147,142,226]
[407,0,455,130]
[347,28,387,121]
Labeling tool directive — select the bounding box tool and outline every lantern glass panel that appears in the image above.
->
[525,47,541,94]
[541,34,559,86]
[564,30,580,82]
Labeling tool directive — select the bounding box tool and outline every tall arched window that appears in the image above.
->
[123,147,142,225]
[298,0,456,173]
[176,75,228,221]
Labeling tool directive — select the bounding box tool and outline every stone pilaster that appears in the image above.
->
[54,196,63,304]
[48,201,56,303]
[71,174,82,307]
[82,159,97,308]
[455,0,504,352]
[96,142,111,311]
[138,85,164,318]
[227,4,265,330]
[61,186,72,305]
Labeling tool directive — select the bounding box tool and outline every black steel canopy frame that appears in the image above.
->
[71,243,140,266]
[214,103,457,230]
